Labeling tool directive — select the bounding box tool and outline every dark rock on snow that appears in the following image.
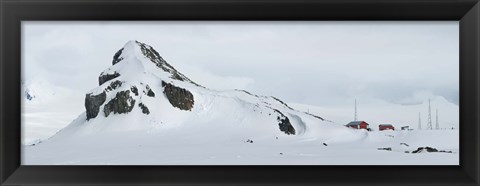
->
[85,91,107,120]
[162,81,194,111]
[112,48,124,65]
[400,143,410,147]
[271,96,294,110]
[138,103,150,115]
[25,89,34,100]
[103,90,136,117]
[105,80,123,92]
[98,71,120,86]
[131,86,139,96]
[273,109,295,135]
[377,147,392,151]
[304,112,325,121]
[411,146,453,153]
[146,85,155,97]
[135,41,201,87]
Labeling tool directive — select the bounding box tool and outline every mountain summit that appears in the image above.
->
[85,40,198,120]
[82,40,325,135]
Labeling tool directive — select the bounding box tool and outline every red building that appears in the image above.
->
[379,124,395,131]
[346,121,369,129]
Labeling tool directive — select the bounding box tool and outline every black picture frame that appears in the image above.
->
[1,0,479,185]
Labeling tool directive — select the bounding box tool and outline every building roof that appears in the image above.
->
[346,121,368,126]
[379,124,394,127]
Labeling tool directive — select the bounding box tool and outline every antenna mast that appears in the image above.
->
[436,109,439,130]
[427,99,432,130]
[418,112,421,130]
[354,99,358,121]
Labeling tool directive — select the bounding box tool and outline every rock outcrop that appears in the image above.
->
[273,109,295,135]
[138,103,150,115]
[112,48,124,65]
[105,80,122,92]
[145,85,155,97]
[135,41,201,86]
[162,81,194,111]
[130,86,139,96]
[99,72,120,86]
[103,90,136,117]
[85,91,107,120]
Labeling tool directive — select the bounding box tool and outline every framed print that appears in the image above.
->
[1,0,479,185]
[20,21,461,166]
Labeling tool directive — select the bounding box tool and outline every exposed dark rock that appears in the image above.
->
[412,147,437,153]
[131,86,139,96]
[238,89,253,95]
[235,89,263,98]
[135,41,201,87]
[112,48,124,65]
[103,90,135,117]
[85,91,107,120]
[25,89,34,100]
[138,103,150,115]
[304,112,325,121]
[162,81,194,111]
[105,80,122,92]
[99,72,120,86]
[136,41,174,73]
[146,85,155,97]
[407,147,453,153]
[377,147,392,151]
[411,146,453,153]
[271,96,294,110]
[171,71,185,81]
[272,109,295,135]
[441,150,453,153]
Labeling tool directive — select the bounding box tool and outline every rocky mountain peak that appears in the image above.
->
[86,40,198,120]
[108,40,199,86]
[83,40,303,136]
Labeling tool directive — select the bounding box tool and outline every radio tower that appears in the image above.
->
[436,109,439,130]
[427,99,432,130]
[354,99,358,121]
[418,112,422,130]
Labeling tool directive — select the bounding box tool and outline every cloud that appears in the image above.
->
[22,21,459,115]
[175,65,255,91]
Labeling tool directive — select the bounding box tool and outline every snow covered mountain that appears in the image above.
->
[24,40,458,165]
[53,40,343,138]
[22,78,58,102]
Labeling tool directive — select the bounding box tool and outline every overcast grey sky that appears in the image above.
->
[22,21,459,111]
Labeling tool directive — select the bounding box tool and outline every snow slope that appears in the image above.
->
[21,78,84,145]
[23,40,458,165]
